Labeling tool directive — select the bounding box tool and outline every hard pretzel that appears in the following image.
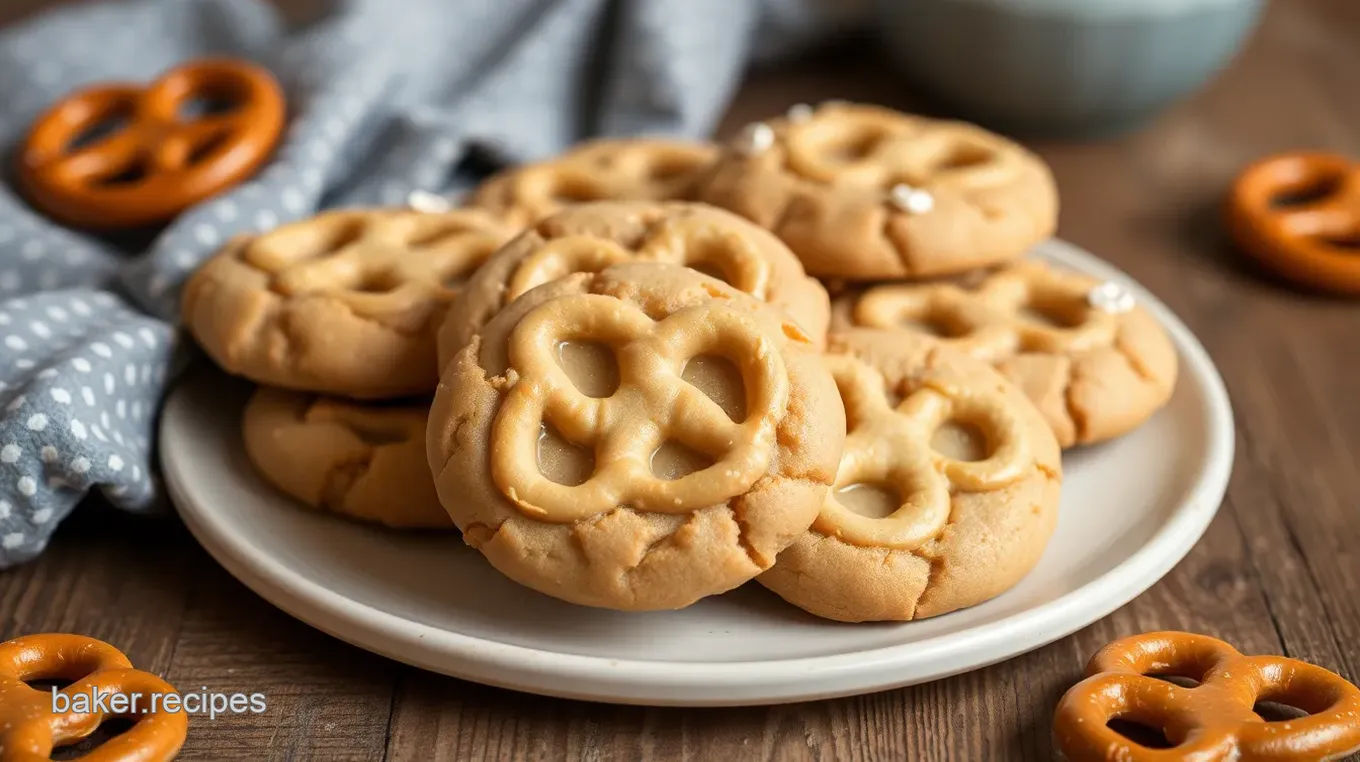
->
[816,353,1032,549]
[696,102,1057,280]
[469,139,718,228]
[1055,631,1360,762]
[18,58,284,229]
[1227,151,1360,295]
[492,294,789,522]
[0,633,187,761]
[182,207,513,398]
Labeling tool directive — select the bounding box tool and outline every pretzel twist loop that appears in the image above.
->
[1227,151,1360,295]
[1055,631,1360,762]
[18,58,284,228]
[0,634,187,762]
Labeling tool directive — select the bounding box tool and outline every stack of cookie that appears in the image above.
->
[182,101,1178,623]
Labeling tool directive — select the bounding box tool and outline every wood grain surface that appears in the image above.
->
[2,0,1359,759]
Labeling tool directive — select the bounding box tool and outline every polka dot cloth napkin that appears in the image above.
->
[0,0,867,567]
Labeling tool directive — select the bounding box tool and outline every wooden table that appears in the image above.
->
[4,0,1359,759]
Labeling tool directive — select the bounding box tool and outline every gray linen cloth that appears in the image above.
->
[0,0,869,566]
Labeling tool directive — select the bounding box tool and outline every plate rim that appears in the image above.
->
[161,238,1235,706]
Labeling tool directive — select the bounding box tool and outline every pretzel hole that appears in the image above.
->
[835,482,901,519]
[52,717,137,760]
[177,94,242,121]
[536,422,595,486]
[548,175,610,205]
[67,109,133,153]
[1270,173,1344,208]
[645,154,702,182]
[1320,233,1360,251]
[681,355,747,423]
[824,126,892,163]
[95,160,149,186]
[650,441,716,480]
[1019,299,1086,329]
[555,341,620,398]
[352,271,400,294]
[1106,718,1175,750]
[689,261,732,285]
[1253,700,1312,722]
[934,143,994,172]
[930,420,989,462]
[301,218,368,261]
[185,130,231,166]
[1150,674,1200,688]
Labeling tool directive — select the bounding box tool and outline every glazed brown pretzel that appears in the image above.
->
[1054,631,1360,762]
[1227,152,1360,295]
[18,57,284,229]
[0,634,187,761]
[492,294,789,522]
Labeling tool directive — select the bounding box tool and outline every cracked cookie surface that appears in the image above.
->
[467,138,718,229]
[758,337,1061,623]
[696,102,1057,280]
[438,200,830,369]
[828,259,1178,447]
[183,208,514,398]
[242,386,451,529]
[427,262,844,611]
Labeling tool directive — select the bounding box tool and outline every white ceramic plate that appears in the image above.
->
[160,238,1234,707]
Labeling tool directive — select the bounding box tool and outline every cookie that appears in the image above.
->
[758,334,1062,623]
[183,208,514,398]
[828,259,1178,447]
[696,102,1058,280]
[427,262,844,611]
[242,387,451,529]
[437,200,831,368]
[467,138,718,228]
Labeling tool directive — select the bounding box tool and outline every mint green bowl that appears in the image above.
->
[876,0,1266,137]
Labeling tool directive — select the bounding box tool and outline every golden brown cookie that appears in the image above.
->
[437,200,830,368]
[183,208,515,398]
[759,335,1061,623]
[467,138,718,228]
[829,260,1178,448]
[427,262,844,611]
[243,386,451,529]
[697,102,1058,280]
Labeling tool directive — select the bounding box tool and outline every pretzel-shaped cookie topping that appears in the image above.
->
[818,354,1032,549]
[491,295,789,523]
[244,209,506,323]
[0,634,187,761]
[850,261,1120,363]
[1228,151,1360,295]
[782,105,1026,197]
[1055,631,1360,762]
[504,216,773,305]
[471,139,718,227]
[18,58,284,229]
